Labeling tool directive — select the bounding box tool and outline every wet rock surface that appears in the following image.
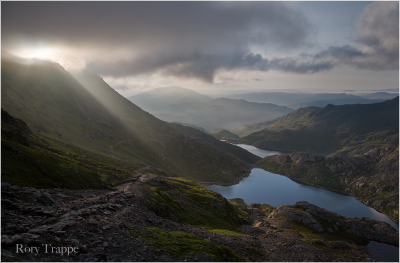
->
[1,175,395,262]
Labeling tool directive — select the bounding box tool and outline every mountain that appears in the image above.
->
[211,129,240,141]
[166,123,260,165]
[222,92,364,106]
[128,88,293,130]
[170,122,209,133]
[1,54,256,185]
[128,86,213,112]
[359,92,399,100]
[235,98,399,156]
[256,136,399,222]
[287,98,386,110]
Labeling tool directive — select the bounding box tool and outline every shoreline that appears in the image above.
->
[257,166,399,225]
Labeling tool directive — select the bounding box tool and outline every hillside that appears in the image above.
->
[1,109,142,189]
[1,54,255,184]
[128,87,293,130]
[211,129,240,140]
[256,137,399,222]
[234,98,399,156]
[167,123,260,165]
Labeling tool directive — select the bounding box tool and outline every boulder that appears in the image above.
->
[268,205,324,233]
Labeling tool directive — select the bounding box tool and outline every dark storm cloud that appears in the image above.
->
[2,2,312,49]
[2,1,313,82]
[2,1,398,82]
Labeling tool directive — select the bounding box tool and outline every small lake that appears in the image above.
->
[207,144,399,260]
[206,144,399,231]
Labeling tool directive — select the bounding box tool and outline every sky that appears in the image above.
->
[2,1,399,97]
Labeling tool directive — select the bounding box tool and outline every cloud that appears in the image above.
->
[2,2,313,82]
[356,1,399,69]
[2,1,397,83]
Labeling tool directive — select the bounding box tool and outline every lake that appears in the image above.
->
[207,144,398,230]
[206,144,399,261]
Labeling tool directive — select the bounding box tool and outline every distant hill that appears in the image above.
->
[287,98,386,110]
[128,86,213,112]
[1,54,256,185]
[222,92,363,106]
[170,122,208,133]
[211,129,240,141]
[237,98,399,156]
[129,88,293,130]
[358,92,399,100]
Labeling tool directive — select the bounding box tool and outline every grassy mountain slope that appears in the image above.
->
[236,98,399,156]
[170,122,208,133]
[128,87,293,130]
[1,109,142,189]
[1,55,253,184]
[167,123,260,164]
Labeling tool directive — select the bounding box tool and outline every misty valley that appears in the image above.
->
[1,49,399,262]
[1,1,400,260]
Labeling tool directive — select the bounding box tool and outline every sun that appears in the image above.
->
[18,47,56,60]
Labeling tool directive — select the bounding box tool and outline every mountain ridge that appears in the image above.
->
[128,87,294,131]
[232,98,399,156]
[1,54,256,184]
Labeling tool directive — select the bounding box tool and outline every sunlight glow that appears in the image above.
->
[18,47,57,60]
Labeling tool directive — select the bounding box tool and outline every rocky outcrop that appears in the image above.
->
[268,204,324,232]
[289,152,318,164]
[269,201,398,246]
[294,201,398,246]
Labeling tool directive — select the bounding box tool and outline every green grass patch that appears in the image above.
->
[137,227,249,261]
[206,229,249,237]
[145,177,248,236]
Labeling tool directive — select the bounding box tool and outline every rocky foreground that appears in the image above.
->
[1,172,398,262]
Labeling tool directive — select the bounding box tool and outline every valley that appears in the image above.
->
[2,2,399,262]
[1,53,258,185]
[128,87,294,131]
[1,52,398,262]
